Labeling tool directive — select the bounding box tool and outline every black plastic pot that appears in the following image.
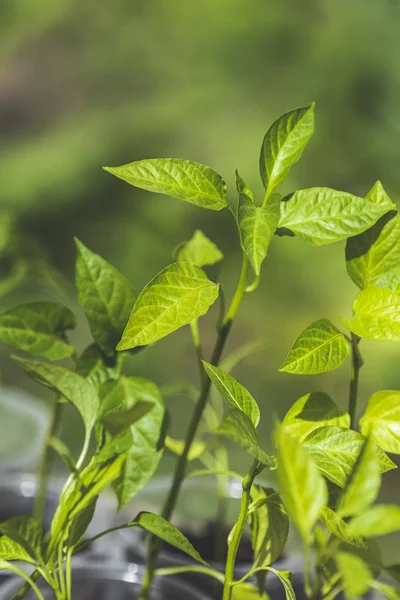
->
[114,476,307,599]
[0,560,212,599]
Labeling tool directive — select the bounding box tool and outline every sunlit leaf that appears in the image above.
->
[117,262,219,350]
[173,230,223,267]
[282,392,350,442]
[216,409,273,466]
[348,505,400,538]
[0,516,44,563]
[259,104,315,194]
[278,187,394,246]
[165,436,206,461]
[277,426,327,541]
[75,238,136,356]
[203,362,260,426]
[360,390,400,454]
[320,507,366,548]
[235,170,254,202]
[232,583,268,599]
[104,158,228,211]
[250,486,289,568]
[342,288,400,342]
[0,535,35,564]
[0,302,76,360]
[336,552,372,597]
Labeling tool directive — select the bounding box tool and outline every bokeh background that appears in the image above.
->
[1,0,399,559]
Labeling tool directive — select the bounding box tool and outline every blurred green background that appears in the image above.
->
[0,0,399,558]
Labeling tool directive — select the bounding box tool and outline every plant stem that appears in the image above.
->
[348,333,363,430]
[139,255,249,600]
[222,460,259,600]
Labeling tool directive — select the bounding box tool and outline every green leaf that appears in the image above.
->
[278,187,394,246]
[366,180,394,207]
[277,426,327,541]
[249,486,289,568]
[237,193,280,276]
[0,516,44,563]
[173,230,223,267]
[98,377,165,508]
[282,392,350,442]
[280,319,350,375]
[360,390,400,453]
[0,535,35,564]
[69,500,97,547]
[104,158,227,211]
[320,507,366,548]
[133,511,207,564]
[203,362,260,426]
[100,400,155,436]
[117,262,219,350]
[14,356,99,435]
[259,104,315,193]
[342,288,400,342]
[76,343,124,390]
[75,238,136,356]
[336,551,372,597]
[165,436,206,461]
[348,505,400,538]
[346,210,400,292]
[235,170,254,202]
[340,540,382,578]
[338,437,381,518]
[232,583,268,600]
[216,409,273,466]
[0,302,76,360]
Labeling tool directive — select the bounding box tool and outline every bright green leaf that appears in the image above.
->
[346,209,400,292]
[235,170,254,202]
[338,438,381,518]
[100,400,154,436]
[104,158,227,211]
[250,486,289,568]
[0,516,44,563]
[238,193,280,276]
[216,409,273,466]
[165,436,206,461]
[232,583,268,600]
[0,302,76,360]
[336,552,372,597]
[320,507,366,548]
[13,356,99,435]
[203,362,260,426]
[133,511,207,564]
[259,104,315,194]
[117,262,219,350]
[278,187,394,246]
[0,535,35,564]
[282,392,350,442]
[348,505,400,538]
[277,426,327,541]
[76,343,124,390]
[279,319,350,375]
[98,377,165,508]
[173,230,223,267]
[75,238,136,356]
[360,390,400,454]
[342,288,400,342]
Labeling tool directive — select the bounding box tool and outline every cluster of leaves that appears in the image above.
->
[0,103,400,600]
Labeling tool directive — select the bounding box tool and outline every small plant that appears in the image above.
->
[0,104,399,600]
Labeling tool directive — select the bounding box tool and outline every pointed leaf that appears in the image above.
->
[76,343,124,390]
[100,400,154,436]
[104,158,227,211]
[133,511,207,564]
[336,552,372,597]
[348,505,400,538]
[0,535,35,563]
[117,262,219,350]
[203,362,260,426]
[235,170,254,202]
[98,377,165,508]
[277,426,327,541]
[278,187,394,246]
[173,230,223,267]
[282,392,350,442]
[338,438,381,518]
[360,390,400,454]
[320,507,366,548]
[0,302,76,360]
[13,356,99,434]
[238,193,280,276]
[342,288,400,342]
[259,104,315,193]
[346,209,400,292]
[250,486,289,568]
[75,238,136,356]
[0,516,44,563]
[216,409,273,466]
[280,319,350,375]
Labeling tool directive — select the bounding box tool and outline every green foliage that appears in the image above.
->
[75,343,124,389]
[104,159,228,211]
[117,262,219,350]
[280,319,349,374]
[342,287,400,342]
[0,517,44,564]
[75,238,136,356]
[348,505,400,538]
[249,486,289,568]
[216,409,272,466]
[0,302,76,360]
[319,507,366,548]
[336,552,372,597]
[173,230,223,266]
[360,390,400,454]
